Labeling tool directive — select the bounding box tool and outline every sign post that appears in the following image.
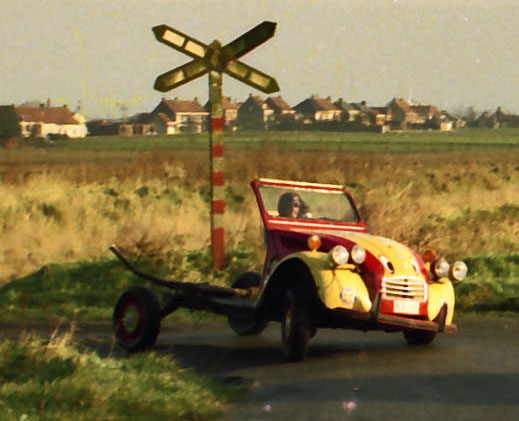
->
[153,22,279,269]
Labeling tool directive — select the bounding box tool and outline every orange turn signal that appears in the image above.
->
[422,249,437,263]
[307,234,321,251]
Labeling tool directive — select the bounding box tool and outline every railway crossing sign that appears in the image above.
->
[152,21,279,93]
[153,21,280,269]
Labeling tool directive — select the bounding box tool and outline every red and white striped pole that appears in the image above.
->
[209,67,225,270]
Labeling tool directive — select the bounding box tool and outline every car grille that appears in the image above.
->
[382,276,426,301]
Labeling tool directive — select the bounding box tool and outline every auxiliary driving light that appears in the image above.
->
[432,258,450,279]
[450,261,468,281]
[351,245,366,265]
[329,245,349,266]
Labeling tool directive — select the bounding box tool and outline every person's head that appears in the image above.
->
[278,192,306,218]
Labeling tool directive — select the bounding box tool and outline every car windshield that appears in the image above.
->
[258,184,360,223]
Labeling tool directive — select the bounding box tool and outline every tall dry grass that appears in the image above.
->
[2,145,519,283]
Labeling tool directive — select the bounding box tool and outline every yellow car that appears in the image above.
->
[237,178,467,361]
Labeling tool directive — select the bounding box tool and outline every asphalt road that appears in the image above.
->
[4,314,519,420]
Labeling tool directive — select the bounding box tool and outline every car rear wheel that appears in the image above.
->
[113,286,161,353]
[227,272,268,336]
[281,288,311,361]
[403,329,437,345]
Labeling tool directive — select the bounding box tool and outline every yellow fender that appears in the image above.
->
[428,278,455,324]
[271,251,372,312]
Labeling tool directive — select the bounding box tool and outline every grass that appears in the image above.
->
[0,250,516,323]
[0,330,232,420]
[0,246,259,321]
[456,254,519,311]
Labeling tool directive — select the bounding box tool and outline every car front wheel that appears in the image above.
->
[113,286,161,353]
[281,289,311,361]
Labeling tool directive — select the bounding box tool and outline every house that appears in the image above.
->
[0,105,21,146]
[350,101,373,126]
[204,96,240,130]
[15,101,87,138]
[476,111,494,128]
[293,96,341,123]
[387,98,420,129]
[266,96,295,123]
[409,104,442,128]
[237,94,274,130]
[334,98,359,122]
[118,113,156,136]
[149,98,209,134]
[489,107,509,128]
[86,114,155,137]
[368,106,391,126]
[85,119,120,136]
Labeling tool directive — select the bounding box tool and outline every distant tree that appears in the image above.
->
[0,105,21,138]
[465,106,478,123]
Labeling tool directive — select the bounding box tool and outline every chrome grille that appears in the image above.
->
[382,276,426,301]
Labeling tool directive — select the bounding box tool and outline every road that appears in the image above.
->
[4,314,519,420]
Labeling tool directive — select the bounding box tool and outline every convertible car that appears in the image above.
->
[230,178,467,360]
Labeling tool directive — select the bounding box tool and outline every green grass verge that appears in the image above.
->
[456,254,519,312]
[0,245,258,321]
[0,249,517,321]
[8,128,519,154]
[0,336,232,420]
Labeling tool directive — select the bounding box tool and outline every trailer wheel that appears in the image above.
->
[227,272,268,336]
[113,286,161,353]
[403,329,437,345]
[281,288,311,361]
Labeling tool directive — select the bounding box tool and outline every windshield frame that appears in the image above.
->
[251,178,366,233]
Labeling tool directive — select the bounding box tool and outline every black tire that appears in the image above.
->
[403,329,437,345]
[281,289,311,361]
[227,272,269,336]
[113,286,161,353]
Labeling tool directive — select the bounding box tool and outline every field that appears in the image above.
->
[2,130,519,306]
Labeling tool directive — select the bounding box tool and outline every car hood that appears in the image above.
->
[319,231,424,278]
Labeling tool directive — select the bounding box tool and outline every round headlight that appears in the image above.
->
[450,261,468,281]
[329,245,349,266]
[351,245,366,264]
[432,258,450,278]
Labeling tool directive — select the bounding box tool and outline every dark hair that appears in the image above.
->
[277,192,308,218]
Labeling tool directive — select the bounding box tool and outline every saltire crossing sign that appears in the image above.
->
[153,21,280,269]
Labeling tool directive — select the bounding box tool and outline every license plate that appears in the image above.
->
[393,300,420,315]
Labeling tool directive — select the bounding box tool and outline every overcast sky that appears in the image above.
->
[2,0,519,119]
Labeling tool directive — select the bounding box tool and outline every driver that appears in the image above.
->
[278,192,310,218]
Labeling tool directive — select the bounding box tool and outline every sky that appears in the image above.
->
[2,0,519,119]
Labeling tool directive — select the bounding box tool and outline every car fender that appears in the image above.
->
[265,251,371,312]
[427,278,455,324]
